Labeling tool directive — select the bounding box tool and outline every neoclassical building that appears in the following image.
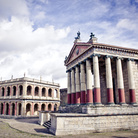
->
[64,32,138,105]
[0,77,60,117]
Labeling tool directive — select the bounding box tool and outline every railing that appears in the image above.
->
[0,77,60,86]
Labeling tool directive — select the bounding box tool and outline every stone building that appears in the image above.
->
[0,77,60,117]
[64,32,138,105]
[47,32,138,135]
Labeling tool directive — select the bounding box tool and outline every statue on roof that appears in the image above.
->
[75,31,80,39]
[90,32,95,40]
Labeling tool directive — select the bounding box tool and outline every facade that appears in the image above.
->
[0,77,60,117]
[48,32,138,135]
[64,32,138,105]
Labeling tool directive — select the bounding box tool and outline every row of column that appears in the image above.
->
[67,55,136,105]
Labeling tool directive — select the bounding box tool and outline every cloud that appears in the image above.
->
[0,0,29,20]
[0,16,70,87]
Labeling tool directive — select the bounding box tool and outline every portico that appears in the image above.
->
[65,32,138,106]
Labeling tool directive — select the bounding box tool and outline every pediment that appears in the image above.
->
[66,43,90,64]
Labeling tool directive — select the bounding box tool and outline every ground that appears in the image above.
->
[0,118,138,138]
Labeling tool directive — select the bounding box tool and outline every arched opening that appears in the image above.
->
[18,103,22,115]
[34,104,38,115]
[27,86,32,95]
[48,88,52,97]
[54,89,58,98]
[54,104,58,111]
[13,86,16,96]
[12,103,15,115]
[1,103,3,114]
[34,87,39,96]
[26,103,31,116]
[48,104,52,111]
[2,87,5,96]
[7,87,10,96]
[42,88,46,97]
[6,103,9,115]
[19,85,23,96]
[41,104,45,111]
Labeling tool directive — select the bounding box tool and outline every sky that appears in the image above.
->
[0,0,138,88]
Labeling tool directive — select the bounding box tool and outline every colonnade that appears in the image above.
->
[0,102,59,116]
[67,55,136,105]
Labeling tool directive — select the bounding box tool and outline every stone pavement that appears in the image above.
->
[0,117,53,137]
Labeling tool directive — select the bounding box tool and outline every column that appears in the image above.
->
[93,55,101,104]
[67,71,71,104]
[23,81,27,97]
[4,87,6,97]
[8,102,11,115]
[46,103,48,111]
[10,86,12,97]
[80,62,86,104]
[16,85,18,97]
[75,66,81,104]
[71,68,76,104]
[116,58,125,104]
[32,102,34,115]
[3,102,5,114]
[39,87,42,98]
[39,103,41,111]
[67,70,71,104]
[105,56,114,104]
[14,102,17,116]
[127,59,136,104]
[86,59,93,104]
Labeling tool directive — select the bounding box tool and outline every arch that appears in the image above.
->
[6,103,9,115]
[12,103,15,115]
[54,89,58,98]
[27,85,32,95]
[54,104,57,111]
[26,103,31,116]
[41,104,45,111]
[2,87,5,96]
[18,103,22,115]
[19,85,23,96]
[13,86,16,96]
[1,103,3,114]
[7,87,10,96]
[42,88,46,97]
[48,104,52,111]
[34,87,39,96]
[48,88,52,97]
[34,103,38,115]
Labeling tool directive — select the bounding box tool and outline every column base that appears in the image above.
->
[67,94,71,105]
[86,89,93,104]
[81,91,86,104]
[107,88,114,103]
[118,89,125,103]
[76,92,81,105]
[94,88,101,103]
[94,103,103,107]
[129,89,136,103]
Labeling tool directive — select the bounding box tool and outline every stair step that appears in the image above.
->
[43,119,51,129]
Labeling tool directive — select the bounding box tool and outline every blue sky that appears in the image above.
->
[0,0,138,88]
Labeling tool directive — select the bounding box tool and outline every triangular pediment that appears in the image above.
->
[66,42,91,64]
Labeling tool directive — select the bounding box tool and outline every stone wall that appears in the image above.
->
[49,113,138,135]
[82,105,138,115]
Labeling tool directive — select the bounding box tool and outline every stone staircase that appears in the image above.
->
[43,119,51,129]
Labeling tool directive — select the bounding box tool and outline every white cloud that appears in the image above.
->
[0,16,70,88]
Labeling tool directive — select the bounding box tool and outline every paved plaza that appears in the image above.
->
[0,117,138,138]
